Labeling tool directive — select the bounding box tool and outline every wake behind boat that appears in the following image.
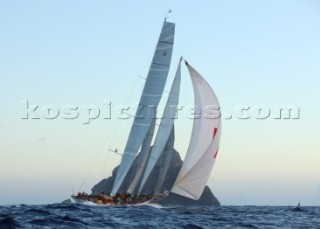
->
[72,16,222,206]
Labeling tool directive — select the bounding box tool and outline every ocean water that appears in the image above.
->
[0,203,319,228]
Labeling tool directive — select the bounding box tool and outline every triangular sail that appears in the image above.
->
[127,119,156,195]
[153,126,175,194]
[171,61,221,200]
[138,58,182,194]
[111,20,175,195]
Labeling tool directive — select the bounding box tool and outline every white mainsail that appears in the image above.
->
[171,61,221,200]
[138,58,182,194]
[111,20,175,195]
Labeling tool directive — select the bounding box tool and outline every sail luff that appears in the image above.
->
[111,21,175,195]
[171,62,221,200]
[153,126,175,194]
[138,58,182,194]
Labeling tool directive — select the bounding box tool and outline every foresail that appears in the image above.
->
[153,126,175,193]
[138,58,182,194]
[171,125,221,199]
[127,119,156,195]
[111,20,175,195]
[171,62,221,200]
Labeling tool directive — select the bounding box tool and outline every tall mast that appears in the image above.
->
[111,20,175,195]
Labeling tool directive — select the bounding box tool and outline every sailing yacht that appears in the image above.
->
[72,17,221,206]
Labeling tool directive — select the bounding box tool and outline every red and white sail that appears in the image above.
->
[171,61,221,200]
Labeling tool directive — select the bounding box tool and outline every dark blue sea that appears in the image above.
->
[0,203,319,228]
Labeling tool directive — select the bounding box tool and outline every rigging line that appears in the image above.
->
[108,108,133,152]
[108,78,139,147]
[113,122,131,148]
[102,23,164,191]
[101,147,120,184]
[100,125,122,177]
[99,148,123,180]
[77,23,164,193]
[108,83,138,149]
[108,49,154,147]
[78,81,138,190]
[109,111,134,151]
[79,72,142,189]
[121,38,156,106]
[83,88,135,183]
[108,118,122,148]
[78,75,140,190]
[122,77,140,109]
[78,131,113,192]
[108,43,155,149]
[100,150,113,179]
[78,182,84,193]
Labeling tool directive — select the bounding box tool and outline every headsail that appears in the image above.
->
[171,61,221,200]
[153,126,175,194]
[111,20,175,195]
[138,58,182,194]
[127,119,156,195]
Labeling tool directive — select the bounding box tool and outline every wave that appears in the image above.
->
[0,204,318,228]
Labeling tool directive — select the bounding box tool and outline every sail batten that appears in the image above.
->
[111,21,175,195]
